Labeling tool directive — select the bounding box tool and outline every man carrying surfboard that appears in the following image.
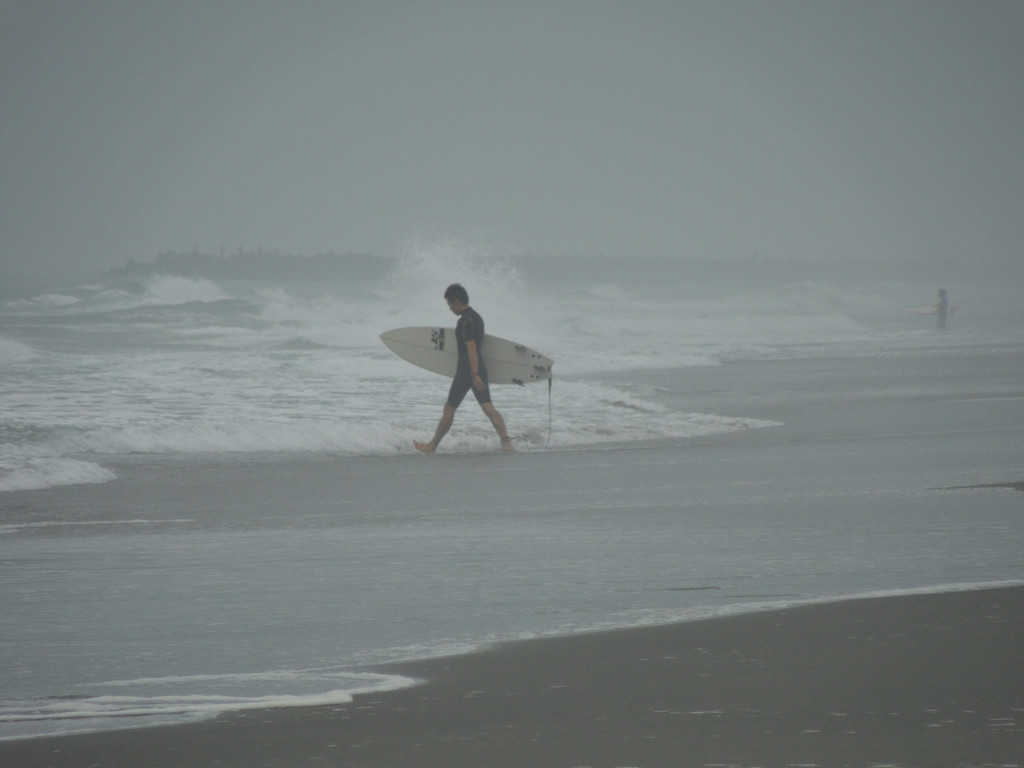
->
[414,283,515,453]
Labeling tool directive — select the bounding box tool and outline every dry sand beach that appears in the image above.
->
[4,586,1022,768]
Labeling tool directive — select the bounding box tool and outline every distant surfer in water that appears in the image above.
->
[414,283,514,453]
[907,288,955,330]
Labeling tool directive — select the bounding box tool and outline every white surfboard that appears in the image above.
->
[380,327,553,385]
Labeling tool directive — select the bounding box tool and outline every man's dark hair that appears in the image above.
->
[444,283,469,304]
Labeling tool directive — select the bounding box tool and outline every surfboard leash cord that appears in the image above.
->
[504,376,552,450]
[545,376,553,448]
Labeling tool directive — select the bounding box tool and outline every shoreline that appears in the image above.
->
[4,584,1022,767]
[5,580,1020,744]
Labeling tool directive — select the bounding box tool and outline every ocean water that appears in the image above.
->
[2,248,1023,740]
[1,255,770,494]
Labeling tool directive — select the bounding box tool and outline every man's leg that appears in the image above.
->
[414,404,457,454]
[480,402,514,451]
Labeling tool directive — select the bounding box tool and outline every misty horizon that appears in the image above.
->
[2,2,1022,286]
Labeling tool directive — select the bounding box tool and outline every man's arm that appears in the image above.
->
[466,340,485,390]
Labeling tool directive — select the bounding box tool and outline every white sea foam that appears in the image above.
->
[0,669,414,740]
[136,275,232,305]
[0,336,36,363]
[0,458,116,493]
[1,246,1018,492]
[13,276,233,316]
[18,293,81,308]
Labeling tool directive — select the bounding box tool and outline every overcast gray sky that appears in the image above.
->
[2,1,1022,281]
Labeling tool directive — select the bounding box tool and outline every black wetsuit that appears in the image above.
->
[446,306,491,407]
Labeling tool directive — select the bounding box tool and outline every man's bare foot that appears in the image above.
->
[500,437,515,452]
[413,441,436,454]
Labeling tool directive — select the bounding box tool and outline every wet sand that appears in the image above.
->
[5,585,1022,768]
